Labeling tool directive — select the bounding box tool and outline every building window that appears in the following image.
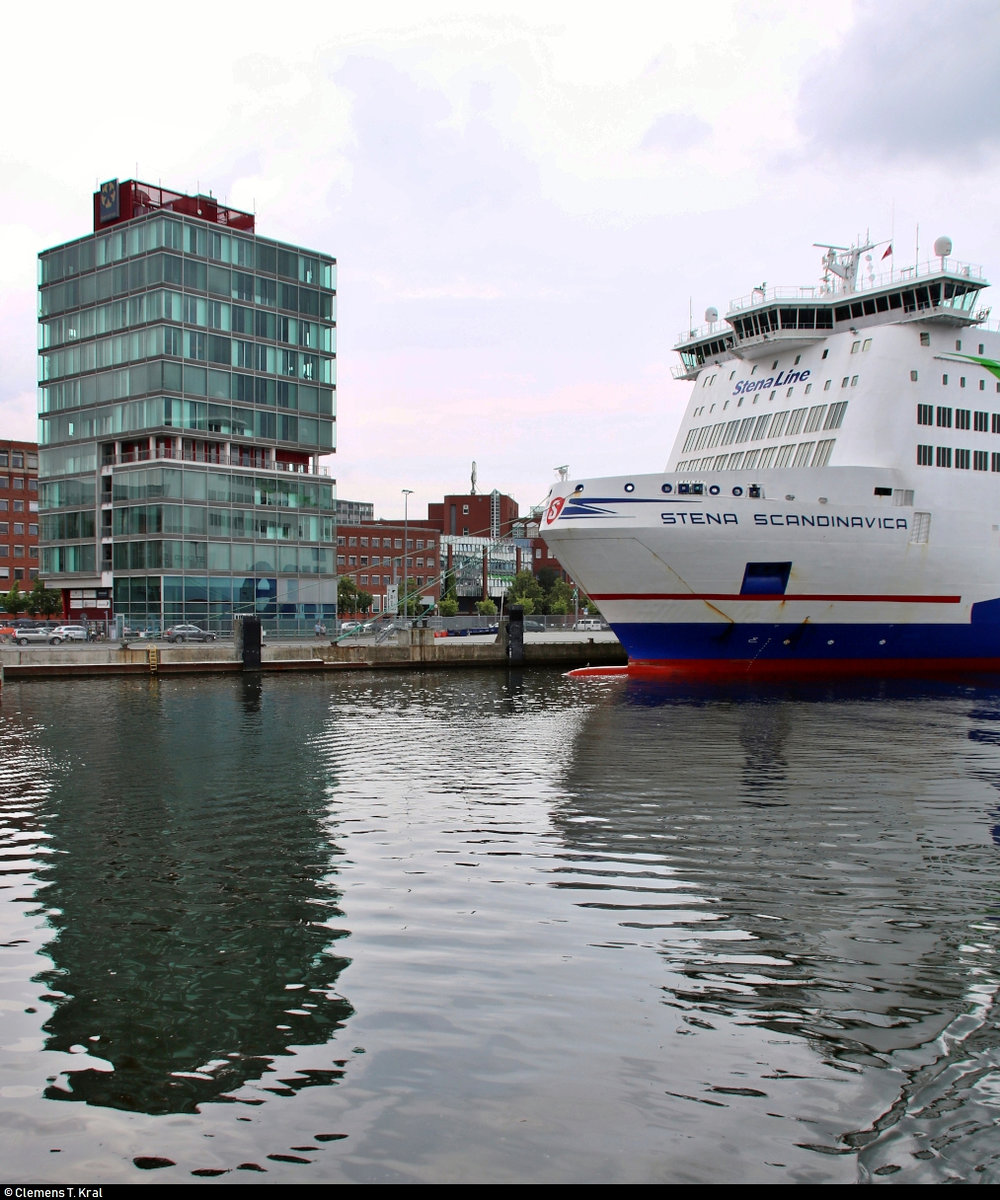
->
[937,406,952,428]
[942,374,949,385]
[974,450,988,471]
[917,404,933,425]
[956,409,971,430]
[975,411,989,431]
[920,332,930,347]
[917,444,933,465]
[955,448,971,470]
[910,370,918,382]
[936,446,952,468]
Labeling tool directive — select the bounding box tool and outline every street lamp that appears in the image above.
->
[402,488,413,620]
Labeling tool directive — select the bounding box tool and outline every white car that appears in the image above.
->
[49,625,88,644]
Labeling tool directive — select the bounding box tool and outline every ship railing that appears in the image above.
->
[726,257,986,315]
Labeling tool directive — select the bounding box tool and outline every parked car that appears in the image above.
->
[524,619,546,632]
[164,624,215,643]
[49,625,88,644]
[0,622,50,643]
[574,618,604,631]
[11,625,56,645]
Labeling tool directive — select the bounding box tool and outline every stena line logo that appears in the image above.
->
[733,368,810,396]
[545,496,565,524]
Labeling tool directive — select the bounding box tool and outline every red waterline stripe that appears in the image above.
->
[567,658,1000,681]
[589,592,962,604]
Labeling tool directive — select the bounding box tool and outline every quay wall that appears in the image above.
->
[0,629,626,680]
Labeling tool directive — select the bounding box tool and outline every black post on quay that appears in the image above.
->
[237,615,263,670]
[506,604,525,665]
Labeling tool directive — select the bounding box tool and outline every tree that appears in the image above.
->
[507,570,543,614]
[536,566,559,593]
[1,581,29,616]
[546,579,576,615]
[26,579,62,618]
[476,598,497,616]
[338,576,360,613]
[437,595,459,617]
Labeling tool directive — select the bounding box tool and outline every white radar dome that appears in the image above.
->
[934,236,953,257]
[705,306,719,323]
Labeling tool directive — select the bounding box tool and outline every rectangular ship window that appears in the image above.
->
[741,561,792,595]
[910,512,931,544]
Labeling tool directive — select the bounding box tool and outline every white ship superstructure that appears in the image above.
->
[541,238,1000,675]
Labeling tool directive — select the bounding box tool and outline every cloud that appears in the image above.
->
[797,0,1000,163]
[640,111,712,154]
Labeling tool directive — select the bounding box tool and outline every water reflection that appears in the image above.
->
[551,676,1000,1175]
[2,670,1000,1181]
[25,678,353,1114]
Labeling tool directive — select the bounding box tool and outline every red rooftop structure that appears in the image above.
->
[93,179,255,233]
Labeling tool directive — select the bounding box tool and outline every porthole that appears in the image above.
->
[624,482,635,493]
[732,486,743,497]
[709,485,720,496]
[661,483,673,494]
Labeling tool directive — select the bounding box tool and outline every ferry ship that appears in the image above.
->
[540,237,1000,676]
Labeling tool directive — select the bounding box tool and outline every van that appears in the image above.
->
[574,618,603,631]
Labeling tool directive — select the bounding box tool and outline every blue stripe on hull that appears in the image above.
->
[614,621,1000,663]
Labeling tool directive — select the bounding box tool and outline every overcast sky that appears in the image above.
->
[3,0,1000,521]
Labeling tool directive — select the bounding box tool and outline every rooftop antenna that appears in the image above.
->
[554,465,569,481]
[814,239,874,295]
[470,460,477,495]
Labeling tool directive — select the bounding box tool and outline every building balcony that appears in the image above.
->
[105,448,329,476]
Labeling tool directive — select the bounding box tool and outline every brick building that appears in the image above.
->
[336,521,441,615]
[0,440,40,593]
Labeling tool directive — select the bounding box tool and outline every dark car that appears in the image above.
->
[164,624,216,643]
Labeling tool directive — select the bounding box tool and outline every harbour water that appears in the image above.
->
[2,669,1000,1183]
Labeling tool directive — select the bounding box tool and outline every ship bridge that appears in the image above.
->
[673,241,990,379]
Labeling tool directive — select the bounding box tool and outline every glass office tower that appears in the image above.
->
[38,180,337,631]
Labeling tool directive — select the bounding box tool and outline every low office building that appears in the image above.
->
[337,522,441,615]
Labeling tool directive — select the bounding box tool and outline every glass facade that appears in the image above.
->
[38,186,337,630]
